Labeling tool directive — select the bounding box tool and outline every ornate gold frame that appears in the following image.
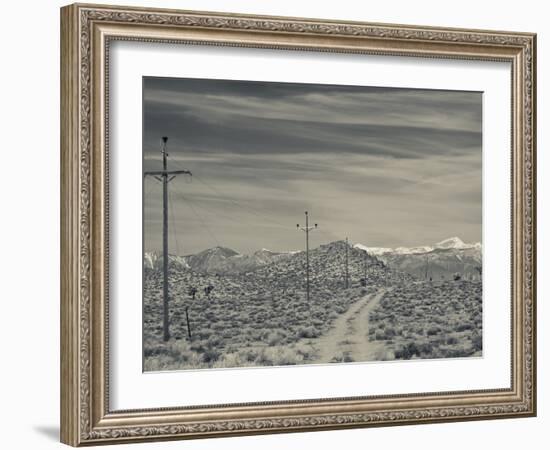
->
[60,3,536,446]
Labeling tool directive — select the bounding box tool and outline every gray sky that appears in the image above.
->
[143,77,482,255]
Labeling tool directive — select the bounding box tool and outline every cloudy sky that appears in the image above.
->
[143,77,482,255]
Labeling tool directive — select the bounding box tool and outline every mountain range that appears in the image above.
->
[354,236,481,256]
[354,237,482,280]
[144,246,298,274]
[144,240,403,310]
[144,236,481,280]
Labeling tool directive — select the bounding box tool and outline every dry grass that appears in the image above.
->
[368,280,482,360]
[143,260,379,370]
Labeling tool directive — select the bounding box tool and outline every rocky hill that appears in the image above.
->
[247,240,411,294]
[144,240,412,307]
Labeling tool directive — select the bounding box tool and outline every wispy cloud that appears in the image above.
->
[143,77,482,254]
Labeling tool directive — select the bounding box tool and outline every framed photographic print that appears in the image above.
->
[60,3,537,446]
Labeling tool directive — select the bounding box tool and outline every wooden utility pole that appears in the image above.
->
[345,237,350,289]
[363,250,368,283]
[363,249,368,285]
[425,254,434,281]
[297,211,317,302]
[185,306,192,339]
[144,137,192,342]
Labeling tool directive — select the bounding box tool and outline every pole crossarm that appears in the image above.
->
[144,169,192,177]
[145,136,192,342]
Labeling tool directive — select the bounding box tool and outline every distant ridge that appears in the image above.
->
[144,246,298,274]
[353,237,482,280]
[354,237,481,256]
[144,236,481,279]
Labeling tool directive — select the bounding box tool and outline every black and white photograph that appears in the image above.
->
[142,77,483,372]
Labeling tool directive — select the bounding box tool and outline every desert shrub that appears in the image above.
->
[144,346,163,358]
[206,335,222,348]
[273,348,304,365]
[471,333,482,351]
[202,348,221,363]
[214,352,243,368]
[418,342,434,355]
[384,327,396,339]
[190,341,207,353]
[343,352,354,362]
[395,342,421,360]
[334,305,347,314]
[394,348,404,359]
[221,330,233,339]
[195,328,213,340]
[211,322,226,331]
[294,343,313,360]
[254,348,274,366]
[374,330,385,340]
[456,323,473,332]
[439,347,469,358]
[297,326,321,339]
[427,326,441,336]
[238,348,259,362]
[330,352,350,363]
[266,331,287,346]
[312,318,324,327]
[446,336,459,345]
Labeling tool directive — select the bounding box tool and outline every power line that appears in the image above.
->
[169,186,221,248]
[143,137,192,342]
[167,190,182,256]
[173,184,294,231]
[192,175,293,230]
[185,198,221,248]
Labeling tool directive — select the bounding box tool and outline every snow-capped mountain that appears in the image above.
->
[355,237,480,256]
[145,236,481,280]
[144,246,298,275]
[353,244,393,256]
[354,237,482,280]
[434,236,476,250]
[143,251,189,271]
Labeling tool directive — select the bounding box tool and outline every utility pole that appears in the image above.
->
[345,237,350,289]
[185,306,192,339]
[425,255,429,280]
[297,211,317,302]
[425,255,434,281]
[144,137,192,342]
[363,249,368,286]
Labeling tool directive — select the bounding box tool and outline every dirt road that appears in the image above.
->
[313,289,386,364]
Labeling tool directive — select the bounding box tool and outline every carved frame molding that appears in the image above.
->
[60,3,536,446]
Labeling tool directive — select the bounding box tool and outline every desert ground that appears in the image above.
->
[143,241,482,371]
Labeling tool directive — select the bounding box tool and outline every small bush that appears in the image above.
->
[266,331,287,346]
[297,326,321,339]
[471,333,483,351]
[395,342,421,360]
[202,348,221,363]
[456,323,473,332]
